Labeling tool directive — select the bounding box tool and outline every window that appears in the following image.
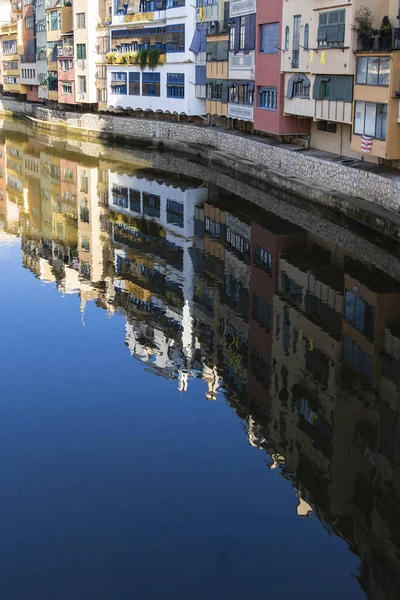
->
[76,44,86,60]
[318,9,345,47]
[76,12,85,29]
[293,80,310,98]
[129,72,140,95]
[25,16,34,29]
[281,272,302,303]
[343,336,373,382]
[142,72,160,96]
[226,228,250,255]
[207,82,222,100]
[62,83,72,95]
[239,16,246,50]
[3,40,17,55]
[229,83,254,104]
[254,245,272,273]
[62,60,72,71]
[81,237,90,251]
[98,36,110,55]
[356,56,391,86]
[205,217,220,238]
[111,71,127,94]
[80,204,90,223]
[259,86,277,110]
[292,15,301,68]
[166,73,184,98]
[284,26,290,51]
[354,101,388,140]
[166,199,184,227]
[344,289,376,339]
[260,23,279,54]
[49,10,59,31]
[229,24,235,51]
[80,173,89,193]
[317,120,337,133]
[98,65,107,79]
[304,24,309,50]
[253,295,272,330]
[78,76,87,94]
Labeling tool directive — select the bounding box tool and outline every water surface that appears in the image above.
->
[1,128,399,599]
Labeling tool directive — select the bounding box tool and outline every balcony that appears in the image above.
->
[228,103,253,121]
[58,44,73,57]
[228,51,254,80]
[0,22,17,36]
[106,51,166,65]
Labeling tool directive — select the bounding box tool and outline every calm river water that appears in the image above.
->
[1,126,399,599]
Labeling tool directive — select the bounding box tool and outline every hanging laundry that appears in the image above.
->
[309,50,314,63]
[320,51,325,65]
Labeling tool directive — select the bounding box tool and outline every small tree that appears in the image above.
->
[354,6,374,38]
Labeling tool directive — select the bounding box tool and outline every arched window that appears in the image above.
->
[304,24,309,50]
[285,26,290,51]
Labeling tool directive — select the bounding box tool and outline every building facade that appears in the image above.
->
[106,0,205,115]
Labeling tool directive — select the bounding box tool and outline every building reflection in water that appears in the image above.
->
[2,131,400,598]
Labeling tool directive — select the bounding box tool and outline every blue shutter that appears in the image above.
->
[234,19,240,53]
[189,28,201,53]
[248,14,256,50]
[195,65,206,85]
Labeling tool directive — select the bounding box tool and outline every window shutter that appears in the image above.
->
[313,75,322,100]
[234,19,240,53]
[220,81,228,103]
[206,41,218,60]
[317,25,327,42]
[189,29,201,53]
[247,13,256,50]
[337,23,345,43]
[195,65,206,85]
[199,24,207,52]
[286,75,295,99]
[326,24,338,43]
[216,40,229,60]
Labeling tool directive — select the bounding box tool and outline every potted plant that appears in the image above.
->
[106,51,118,64]
[378,16,392,50]
[354,6,375,50]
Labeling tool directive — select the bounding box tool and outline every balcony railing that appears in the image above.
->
[58,45,73,56]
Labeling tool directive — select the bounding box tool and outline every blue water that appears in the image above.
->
[0,238,364,599]
[3,128,397,598]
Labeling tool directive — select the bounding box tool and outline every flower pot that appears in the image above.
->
[360,36,374,50]
[378,35,392,50]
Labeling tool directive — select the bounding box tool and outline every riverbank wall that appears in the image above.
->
[1,98,400,240]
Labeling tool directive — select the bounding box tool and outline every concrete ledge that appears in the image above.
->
[1,98,400,242]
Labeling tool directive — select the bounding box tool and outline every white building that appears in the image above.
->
[36,0,48,101]
[108,169,208,383]
[106,2,205,115]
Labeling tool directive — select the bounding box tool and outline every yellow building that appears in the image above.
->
[351,51,400,160]
[0,15,25,97]
[205,31,229,119]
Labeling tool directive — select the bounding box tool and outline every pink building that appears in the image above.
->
[21,0,39,102]
[57,34,76,106]
[254,0,310,135]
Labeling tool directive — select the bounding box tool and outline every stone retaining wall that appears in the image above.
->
[1,98,400,212]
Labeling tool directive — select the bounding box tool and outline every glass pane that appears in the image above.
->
[354,101,365,135]
[364,103,377,137]
[354,298,365,331]
[367,57,379,85]
[378,57,390,86]
[345,290,355,322]
[356,57,367,84]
